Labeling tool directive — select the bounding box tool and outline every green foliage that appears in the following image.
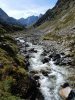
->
[0,76,22,100]
[12,25,24,31]
[43,32,62,41]
[0,35,30,99]
[14,55,25,67]
[0,28,7,34]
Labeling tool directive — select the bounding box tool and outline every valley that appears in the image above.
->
[0,0,75,100]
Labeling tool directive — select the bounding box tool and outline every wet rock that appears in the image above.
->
[41,70,49,76]
[34,50,37,53]
[49,54,53,58]
[54,57,73,66]
[30,71,38,75]
[60,52,65,56]
[25,61,30,67]
[29,48,37,53]
[25,44,29,47]
[54,59,61,65]
[36,81,40,87]
[29,48,34,52]
[52,54,61,61]
[60,57,73,66]
[41,52,47,56]
[33,74,40,80]
[44,49,50,53]
[42,57,50,64]
[49,53,61,61]
[41,49,50,57]
[25,54,30,59]
[49,75,56,80]
[23,50,27,54]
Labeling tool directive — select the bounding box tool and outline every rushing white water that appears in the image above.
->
[26,42,67,100]
[17,38,68,100]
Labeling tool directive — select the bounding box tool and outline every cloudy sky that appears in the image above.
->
[0,0,57,19]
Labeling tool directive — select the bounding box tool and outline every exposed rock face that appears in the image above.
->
[18,15,39,26]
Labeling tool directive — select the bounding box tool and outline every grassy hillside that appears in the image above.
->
[0,35,36,100]
[0,21,25,34]
[34,0,75,41]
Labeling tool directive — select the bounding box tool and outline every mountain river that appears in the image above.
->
[16,37,68,100]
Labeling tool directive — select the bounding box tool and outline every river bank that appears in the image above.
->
[15,33,74,100]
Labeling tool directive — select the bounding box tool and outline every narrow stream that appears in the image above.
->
[16,37,68,100]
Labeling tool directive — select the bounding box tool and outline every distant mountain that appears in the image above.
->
[18,14,43,26]
[0,8,21,25]
[0,8,43,27]
[0,8,25,33]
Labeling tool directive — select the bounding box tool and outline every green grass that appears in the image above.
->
[43,32,62,41]
[0,28,7,34]
[0,35,31,99]
[37,21,50,30]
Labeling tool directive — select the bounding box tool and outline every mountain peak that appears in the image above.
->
[18,15,42,26]
[0,8,9,20]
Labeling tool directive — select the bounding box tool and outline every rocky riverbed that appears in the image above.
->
[14,34,75,100]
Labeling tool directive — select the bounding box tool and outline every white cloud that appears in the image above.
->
[3,7,49,19]
[0,0,57,19]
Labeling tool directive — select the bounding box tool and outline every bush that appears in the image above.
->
[0,28,7,34]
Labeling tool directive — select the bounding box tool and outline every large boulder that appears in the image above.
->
[52,54,61,61]
[49,53,61,60]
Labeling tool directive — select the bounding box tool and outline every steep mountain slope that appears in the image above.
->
[0,8,25,34]
[33,0,75,40]
[34,0,75,27]
[0,8,21,25]
[32,0,75,89]
[29,0,75,68]
[18,14,43,26]
[0,8,8,19]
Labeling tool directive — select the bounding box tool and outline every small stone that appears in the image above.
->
[25,61,30,67]
[42,57,50,64]
[25,54,30,59]
[25,44,29,47]
[33,75,40,80]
